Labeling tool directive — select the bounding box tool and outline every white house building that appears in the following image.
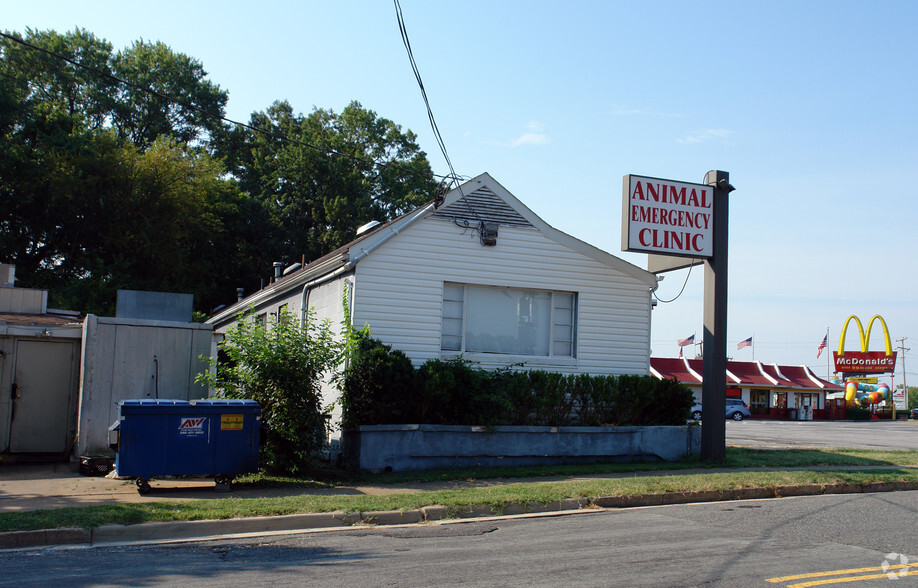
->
[207,173,660,430]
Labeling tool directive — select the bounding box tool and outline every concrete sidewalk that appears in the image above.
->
[2,461,918,550]
[0,462,431,513]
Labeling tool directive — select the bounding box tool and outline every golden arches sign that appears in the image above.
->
[834,314,897,374]
[837,314,893,356]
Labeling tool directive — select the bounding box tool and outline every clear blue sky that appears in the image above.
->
[5,1,917,381]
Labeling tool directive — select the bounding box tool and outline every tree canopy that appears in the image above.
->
[214,99,436,264]
[0,28,438,315]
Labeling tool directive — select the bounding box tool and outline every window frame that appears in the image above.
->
[440,282,578,360]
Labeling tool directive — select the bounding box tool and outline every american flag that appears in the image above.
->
[678,334,695,347]
[737,337,752,350]
[817,334,827,359]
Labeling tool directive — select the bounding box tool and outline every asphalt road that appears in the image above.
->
[726,419,918,450]
[3,490,918,587]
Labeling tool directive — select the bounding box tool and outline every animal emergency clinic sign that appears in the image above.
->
[621,175,714,258]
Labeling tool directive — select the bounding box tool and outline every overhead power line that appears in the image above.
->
[0,30,452,185]
[393,0,482,228]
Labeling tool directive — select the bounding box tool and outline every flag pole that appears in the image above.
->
[825,327,830,380]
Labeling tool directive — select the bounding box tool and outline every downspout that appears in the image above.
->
[299,266,351,328]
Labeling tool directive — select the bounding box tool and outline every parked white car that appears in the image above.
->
[691,399,751,421]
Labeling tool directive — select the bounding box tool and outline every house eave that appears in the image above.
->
[206,253,349,326]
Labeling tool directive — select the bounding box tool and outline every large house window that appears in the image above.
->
[441,283,577,357]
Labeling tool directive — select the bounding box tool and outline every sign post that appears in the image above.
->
[622,171,734,461]
[701,171,733,460]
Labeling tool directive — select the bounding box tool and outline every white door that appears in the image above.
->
[9,339,78,453]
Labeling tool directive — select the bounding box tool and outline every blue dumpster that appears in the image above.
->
[108,398,260,494]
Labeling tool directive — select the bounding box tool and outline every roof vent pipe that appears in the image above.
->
[273,262,284,281]
[236,288,244,302]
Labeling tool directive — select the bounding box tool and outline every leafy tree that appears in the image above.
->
[1,125,258,314]
[1,28,437,315]
[903,386,918,411]
[0,29,227,149]
[0,29,251,314]
[0,28,117,133]
[198,309,343,474]
[110,39,228,149]
[214,100,438,264]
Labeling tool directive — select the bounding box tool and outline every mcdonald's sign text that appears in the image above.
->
[833,314,897,375]
[832,351,896,373]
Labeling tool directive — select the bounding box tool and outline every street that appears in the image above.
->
[725,419,918,451]
[3,490,918,587]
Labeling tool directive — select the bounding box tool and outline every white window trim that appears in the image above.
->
[440,282,578,360]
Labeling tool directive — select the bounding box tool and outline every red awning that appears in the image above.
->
[651,357,842,392]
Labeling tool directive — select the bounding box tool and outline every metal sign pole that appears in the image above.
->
[701,170,733,461]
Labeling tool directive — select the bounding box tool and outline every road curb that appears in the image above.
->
[0,527,91,549]
[3,480,918,550]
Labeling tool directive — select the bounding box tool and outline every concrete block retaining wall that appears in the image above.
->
[342,424,701,472]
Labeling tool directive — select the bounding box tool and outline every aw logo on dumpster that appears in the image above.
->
[178,417,207,437]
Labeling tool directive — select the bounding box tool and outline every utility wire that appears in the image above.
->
[393,0,481,223]
[0,30,453,186]
[653,261,698,304]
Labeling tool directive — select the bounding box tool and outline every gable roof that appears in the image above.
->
[439,174,657,286]
[208,172,656,324]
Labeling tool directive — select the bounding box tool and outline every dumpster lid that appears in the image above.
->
[119,399,260,407]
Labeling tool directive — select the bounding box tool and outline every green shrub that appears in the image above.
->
[197,308,341,475]
[846,406,872,420]
[647,377,696,425]
[340,336,416,428]
[530,371,576,425]
[341,342,696,427]
[493,367,537,425]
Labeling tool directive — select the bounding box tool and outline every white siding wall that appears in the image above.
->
[352,218,653,376]
[213,276,348,336]
[305,278,349,330]
[303,278,350,431]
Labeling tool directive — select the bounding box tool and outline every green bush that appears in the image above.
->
[197,308,341,475]
[846,406,872,420]
[341,341,695,427]
[340,336,416,429]
[529,371,576,425]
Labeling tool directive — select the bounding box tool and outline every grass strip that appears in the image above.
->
[3,467,918,533]
[240,447,918,489]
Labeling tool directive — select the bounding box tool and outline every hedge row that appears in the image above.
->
[340,337,695,428]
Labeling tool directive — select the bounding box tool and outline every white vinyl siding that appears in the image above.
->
[351,218,653,375]
[441,283,576,357]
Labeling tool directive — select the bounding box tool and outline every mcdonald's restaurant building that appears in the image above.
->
[650,357,845,420]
